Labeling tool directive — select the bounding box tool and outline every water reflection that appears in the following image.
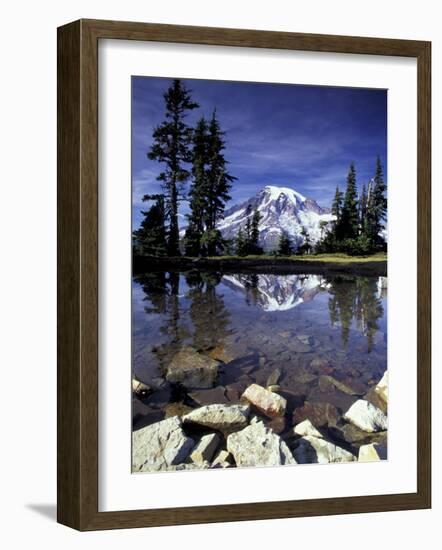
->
[137,275,385,376]
[222,273,327,312]
[185,271,232,352]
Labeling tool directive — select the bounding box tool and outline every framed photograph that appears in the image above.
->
[57,19,431,530]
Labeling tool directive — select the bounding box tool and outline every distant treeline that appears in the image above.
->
[315,158,387,256]
[133,79,387,259]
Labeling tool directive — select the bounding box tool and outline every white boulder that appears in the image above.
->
[183,404,250,432]
[241,383,287,418]
[227,421,296,467]
[294,419,323,439]
[358,442,388,462]
[132,416,195,472]
[344,399,388,433]
[293,435,356,464]
[374,371,388,404]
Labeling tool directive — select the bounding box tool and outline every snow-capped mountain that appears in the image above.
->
[217,185,335,251]
[222,273,328,311]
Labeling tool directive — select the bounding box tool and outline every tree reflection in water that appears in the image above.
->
[185,271,231,352]
[326,276,384,351]
[134,271,386,362]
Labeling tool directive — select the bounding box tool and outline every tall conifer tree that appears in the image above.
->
[133,194,167,256]
[340,162,359,239]
[148,79,198,255]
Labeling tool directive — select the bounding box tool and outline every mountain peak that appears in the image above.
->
[218,185,335,252]
[262,185,306,204]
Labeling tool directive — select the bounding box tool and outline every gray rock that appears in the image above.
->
[293,401,340,428]
[163,401,193,419]
[132,378,151,396]
[374,371,388,404]
[294,419,323,438]
[344,399,388,433]
[364,386,387,413]
[166,346,220,389]
[132,416,195,472]
[293,436,356,464]
[172,461,210,471]
[211,450,233,468]
[338,423,377,443]
[242,383,287,418]
[358,442,388,462]
[190,433,221,464]
[183,404,250,432]
[227,421,296,467]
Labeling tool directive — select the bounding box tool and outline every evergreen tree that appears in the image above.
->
[185,117,208,256]
[236,227,247,256]
[365,157,387,248]
[148,79,198,256]
[203,110,236,255]
[331,186,344,240]
[359,183,368,234]
[340,162,359,239]
[298,226,311,254]
[331,186,344,219]
[249,208,263,255]
[277,232,294,256]
[132,194,167,256]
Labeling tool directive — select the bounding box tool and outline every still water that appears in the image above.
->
[132,270,387,436]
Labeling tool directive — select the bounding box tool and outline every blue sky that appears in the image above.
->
[132,76,387,228]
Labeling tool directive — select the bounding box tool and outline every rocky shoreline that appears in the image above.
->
[132,346,388,472]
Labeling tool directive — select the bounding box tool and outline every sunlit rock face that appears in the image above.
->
[217,185,335,251]
[222,273,328,312]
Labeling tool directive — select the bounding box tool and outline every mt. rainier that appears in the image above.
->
[217,185,335,252]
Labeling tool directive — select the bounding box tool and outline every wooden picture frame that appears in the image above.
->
[57,19,431,531]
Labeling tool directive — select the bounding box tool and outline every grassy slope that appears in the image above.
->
[207,252,387,264]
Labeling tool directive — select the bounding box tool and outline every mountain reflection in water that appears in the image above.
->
[132,271,387,394]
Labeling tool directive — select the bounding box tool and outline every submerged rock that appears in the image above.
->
[310,357,334,374]
[294,419,323,439]
[344,399,388,433]
[318,375,363,396]
[293,435,356,464]
[190,433,221,464]
[166,347,220,389]
[242,383,287,418]
[207,345,235,364]
[183,403,250,432]
[288,338,311,353]
[266,368,283,387]
[293,401,340,428]
[189,386,228,406]
[358,442,388,462]
[227,421,296,467]
[132,416,195,472]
